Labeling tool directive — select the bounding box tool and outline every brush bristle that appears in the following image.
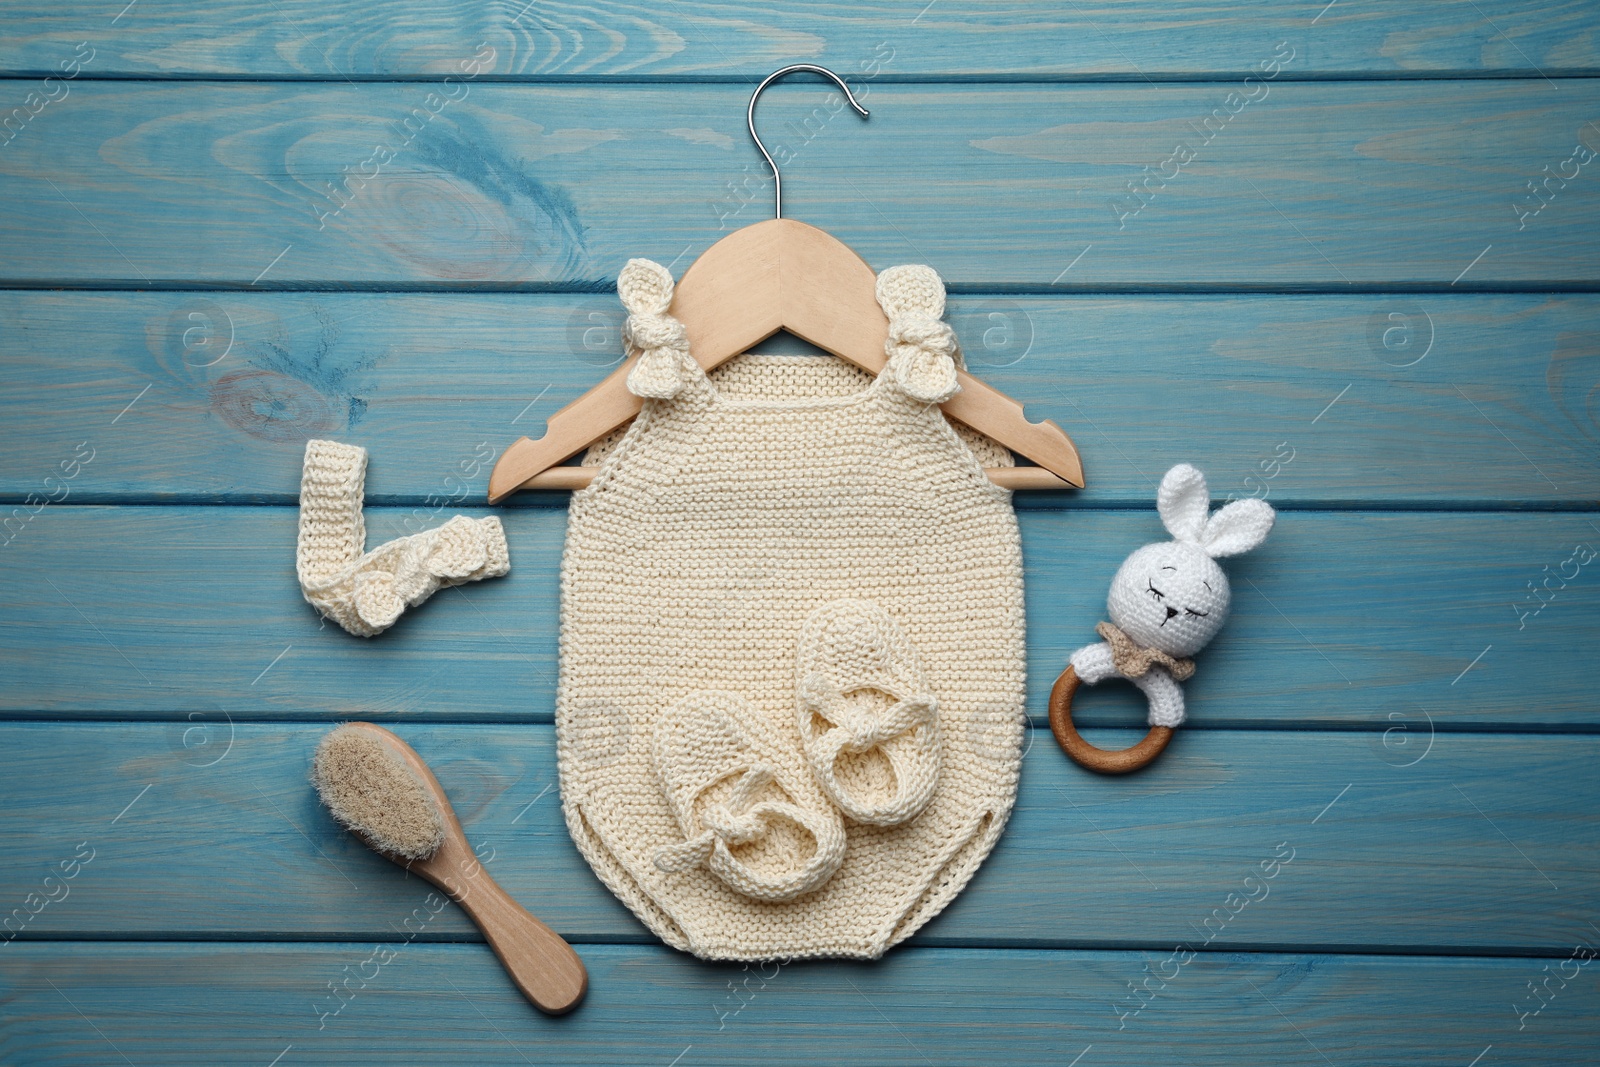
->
[311,726,445,861]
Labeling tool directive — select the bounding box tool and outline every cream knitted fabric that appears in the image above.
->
[556,260,1026,961]
[297,440,510,637]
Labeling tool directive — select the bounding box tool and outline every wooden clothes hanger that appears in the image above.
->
[488,64,1085,502]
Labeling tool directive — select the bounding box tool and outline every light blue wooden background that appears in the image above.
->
[2,2,1598,1064]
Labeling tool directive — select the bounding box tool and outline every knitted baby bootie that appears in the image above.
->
[795,599,943,826]
[651,691,847,902]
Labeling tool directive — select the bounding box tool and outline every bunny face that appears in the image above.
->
[1102,463,1276,660]
[1108,542,1230,656]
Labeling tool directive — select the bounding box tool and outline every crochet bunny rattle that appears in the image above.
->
[1050,464,1274,773]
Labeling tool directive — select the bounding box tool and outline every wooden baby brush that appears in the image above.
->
[310,722,588,1014]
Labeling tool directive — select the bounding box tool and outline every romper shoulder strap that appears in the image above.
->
[875,264,961,404]
[617,258,704,400]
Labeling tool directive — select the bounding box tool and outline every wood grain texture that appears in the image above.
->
[2,723,1595,954]
[2,507,1594,725]
[2,291,1595,507]
[1,83,1597,287]
[1,1,1597,78]
[1,3,1597,1059]
[3,942,1596,1066]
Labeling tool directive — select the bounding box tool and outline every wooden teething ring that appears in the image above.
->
[1048,665,1175,774]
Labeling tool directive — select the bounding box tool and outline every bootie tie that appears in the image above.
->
[795,599,943,826]
[651,691,847,902]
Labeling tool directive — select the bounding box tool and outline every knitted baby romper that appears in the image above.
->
[556,259,1026,961]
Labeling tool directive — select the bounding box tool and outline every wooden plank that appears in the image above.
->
[3,942,1595,1065]
[2,1,1597,79]
[3,291,1597,507]
[2,722,1595,950]
[1,82,1597,287]
[2,507,1595,725]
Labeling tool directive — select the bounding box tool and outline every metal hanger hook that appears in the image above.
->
[747,64,869,220]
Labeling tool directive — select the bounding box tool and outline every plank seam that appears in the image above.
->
[2,936,1592,960]
[0,717,1595,735]
[0,72,1596,85]
[5,499,1596,513]
[6,282,1600,295]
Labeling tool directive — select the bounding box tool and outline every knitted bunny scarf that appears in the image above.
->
[1095,621,1196,682]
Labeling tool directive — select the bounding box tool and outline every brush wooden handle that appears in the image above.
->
[419,835,589,1015]
[460,878,589,1015]
[425,831,595,1017]
[341,723,588,1014]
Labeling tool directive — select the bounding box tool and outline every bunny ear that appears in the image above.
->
[1201,498,1275,557]
[1156,464,1210,543]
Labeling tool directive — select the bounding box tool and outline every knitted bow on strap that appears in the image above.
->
[875,264,961,404]
[618,258,695,400]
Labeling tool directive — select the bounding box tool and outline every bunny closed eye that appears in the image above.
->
[1109,542,1231,657]
[1145,570,1212,625]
